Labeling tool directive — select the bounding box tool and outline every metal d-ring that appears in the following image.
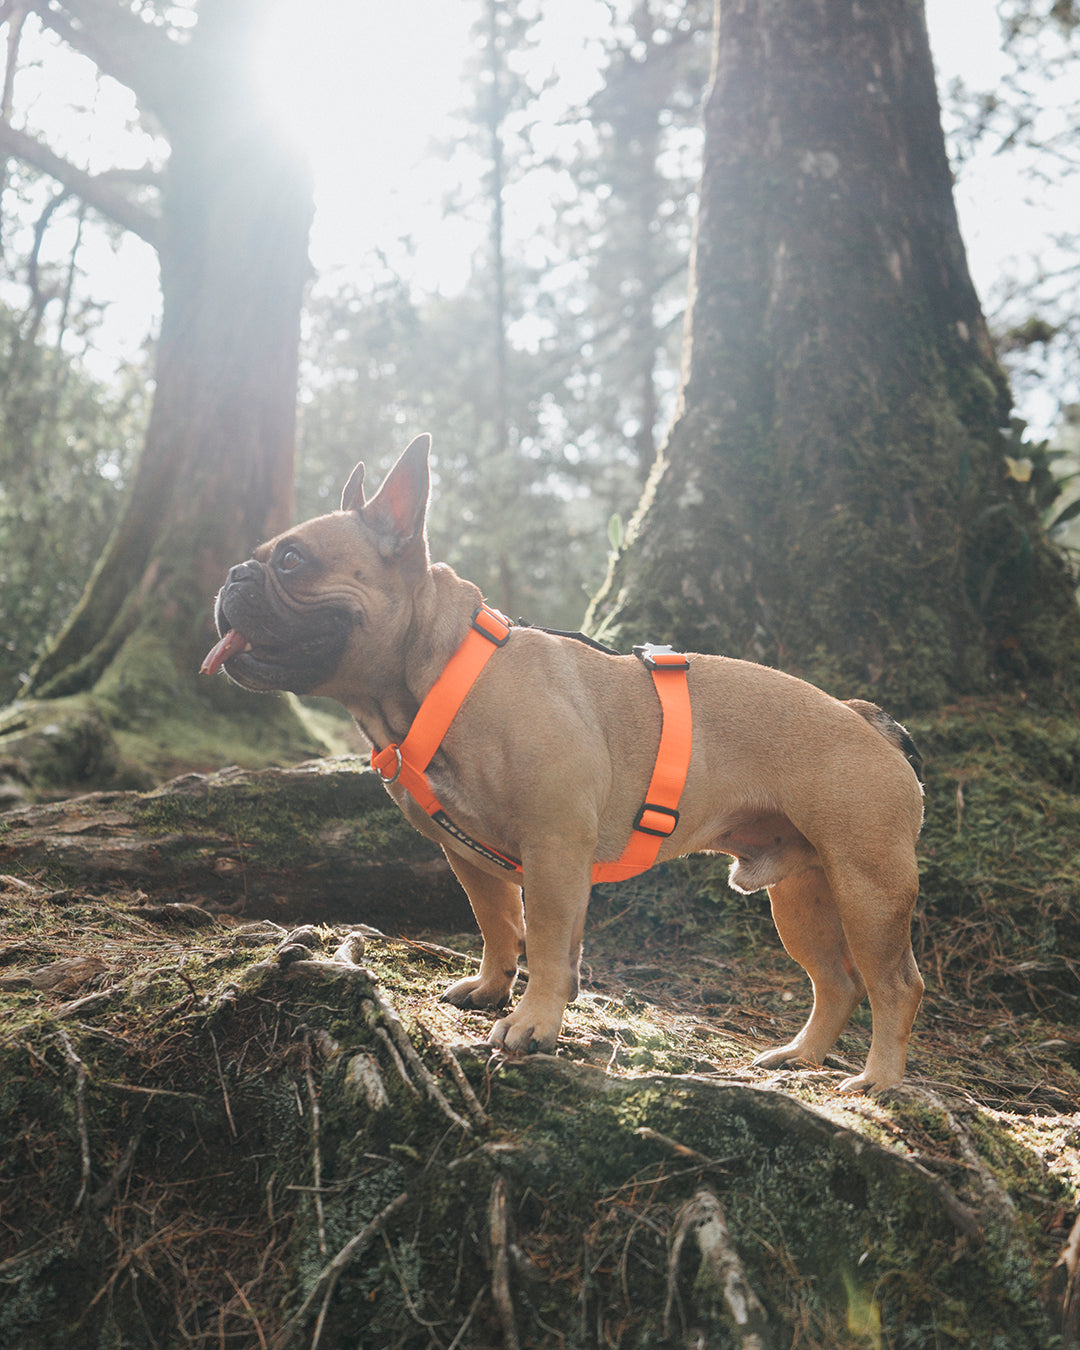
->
[376,744,403,784]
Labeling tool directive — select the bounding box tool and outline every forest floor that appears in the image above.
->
[0,695,1078,1348]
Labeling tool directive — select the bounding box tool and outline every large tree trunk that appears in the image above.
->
[588,0,1080,707]
[23,0,312,702]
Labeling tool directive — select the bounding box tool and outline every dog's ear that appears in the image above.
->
[340,462,366,512]
[365,433,431,559]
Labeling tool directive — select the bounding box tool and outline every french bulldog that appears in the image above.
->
[203,434,925,1091]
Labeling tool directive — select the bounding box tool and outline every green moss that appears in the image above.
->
[0,630,334,800]
[129,756,428,875]
[589,339,1080,710]
[98,630,326,777]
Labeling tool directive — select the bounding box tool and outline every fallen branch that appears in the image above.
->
[56,1030,91,1208]
[489,1175,520,1350]
[665,1188,772,1349]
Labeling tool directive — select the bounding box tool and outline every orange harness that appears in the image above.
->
[370,605,693,885]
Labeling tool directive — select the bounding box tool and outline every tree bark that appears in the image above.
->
[0,760,470,929]
[588,0,1080,706]
[11,0,312,701]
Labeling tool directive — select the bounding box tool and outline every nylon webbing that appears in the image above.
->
[370,610,692,884]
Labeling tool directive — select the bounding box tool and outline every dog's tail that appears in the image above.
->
[845,698,923,782]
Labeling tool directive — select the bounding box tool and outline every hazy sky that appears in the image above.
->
[8,0,1073,427]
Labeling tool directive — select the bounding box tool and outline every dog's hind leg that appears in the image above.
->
[827,865,923,1093]
[753,868,867,1073]
[439,850,525,1010]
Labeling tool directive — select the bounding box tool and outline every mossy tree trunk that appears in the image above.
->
[0,2,319,788]
[588,0,1080,707]
[13,0,312,702]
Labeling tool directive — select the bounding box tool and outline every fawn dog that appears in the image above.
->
[203,434,925,1091]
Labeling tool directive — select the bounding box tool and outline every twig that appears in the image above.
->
[81,1218,187,1321]
[1054,1211,1080,1350]
[267,1189,410,1350]
[91,1123,143,1212]
[56,1030,91,1208]
[916,1087,1016,1218]
[489,1176,520,1350]
[366,993,472,1133]
[372,1024,420,1097]
[428,1032,492,1131]
[634,1125,716,1167]
[605,1034,622,1073]
[209,1029,237,1140]
[379,1230,447,1334]
[225,1269,269,1350]
[445,1286,487,1350]
[665,1188,772,1349]
[300,1030,328,1257]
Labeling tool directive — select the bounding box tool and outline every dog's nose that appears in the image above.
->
[226,560,260,587]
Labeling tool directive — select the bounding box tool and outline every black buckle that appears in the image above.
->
[633,802,680,837]
[472,605,512,646]
[633,642,689,671]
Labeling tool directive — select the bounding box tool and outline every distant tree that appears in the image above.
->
[943,0,1080,422]
[0,0,312,716]
[589,0,1080,706]
[566,0,710,479]
[298,0,635,625]
[0,304,144,700]
[298,269,615,628]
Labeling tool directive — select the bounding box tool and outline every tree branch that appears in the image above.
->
[0,120,159,247]
[28,0,184,125]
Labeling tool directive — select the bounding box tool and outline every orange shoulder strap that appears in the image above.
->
[370,604,511,818]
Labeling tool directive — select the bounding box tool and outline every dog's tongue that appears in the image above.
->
[200,628,251,676]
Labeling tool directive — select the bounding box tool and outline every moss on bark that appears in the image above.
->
[587,0,1080,708]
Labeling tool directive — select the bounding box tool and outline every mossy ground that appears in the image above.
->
[0,632,346,800]
[0,694,1078,1347]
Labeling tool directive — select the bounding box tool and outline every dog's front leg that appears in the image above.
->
[440,850,525,1010]
[489,850,592,1054]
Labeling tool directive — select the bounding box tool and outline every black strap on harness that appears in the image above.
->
[515,619,620,656]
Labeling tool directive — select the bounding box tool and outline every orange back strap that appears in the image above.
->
[371,607,693,883]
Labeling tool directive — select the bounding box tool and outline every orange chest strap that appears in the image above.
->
[370,606,693,883]
[591,643,693,884]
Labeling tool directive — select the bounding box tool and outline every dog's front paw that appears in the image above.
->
[488,1007,561,1054]
[835,1070,899,1095]
[751,1042,820,1072]
[440,972,514,1010]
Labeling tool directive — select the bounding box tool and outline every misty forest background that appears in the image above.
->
[0,0,1078,717]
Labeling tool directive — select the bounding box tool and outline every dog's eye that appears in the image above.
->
[276,545,305,574]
